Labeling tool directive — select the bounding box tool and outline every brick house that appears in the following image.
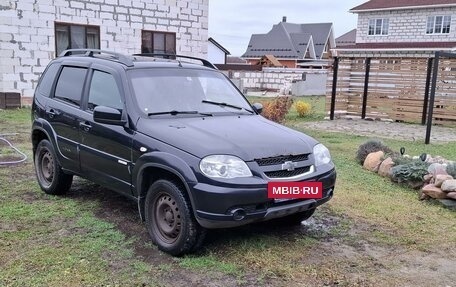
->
[335,0,456,57]
[0,0,208,104]
[241,17,336,68]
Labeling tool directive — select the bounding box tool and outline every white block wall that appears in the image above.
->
[0,0,209,99]
[356,7,456,43]
[228,68,328,96]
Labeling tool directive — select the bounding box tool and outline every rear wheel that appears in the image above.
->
[34,140,73,195]
[145,179,205,256]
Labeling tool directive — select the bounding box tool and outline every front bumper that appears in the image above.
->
[191,168,336,229]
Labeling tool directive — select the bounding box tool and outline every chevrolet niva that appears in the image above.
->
[32,49,336,256]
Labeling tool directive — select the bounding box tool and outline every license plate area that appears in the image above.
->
[267,181,323,199]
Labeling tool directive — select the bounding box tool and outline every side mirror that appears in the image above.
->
[252,103,263,114]
[93,106,126,126]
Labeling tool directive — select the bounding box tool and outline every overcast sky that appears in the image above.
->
[208,0,366,56]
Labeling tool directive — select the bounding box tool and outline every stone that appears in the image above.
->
[441,179,456,193]
[363,151,384,172]
[427,156,449,165]
[423,174,434,184]
[437,199,456,209]
[446,192,456,200]
[378,157,394,177]
[424,154,433,163]
[427,163,448,177]
[435,175,454,188]
[419,190,431,200]
[421,184,447,199]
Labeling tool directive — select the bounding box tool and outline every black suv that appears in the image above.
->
[32,49,336,255]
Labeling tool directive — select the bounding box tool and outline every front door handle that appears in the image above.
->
[79,121,92,132]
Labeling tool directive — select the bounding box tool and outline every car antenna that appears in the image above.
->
[177,58,182,67]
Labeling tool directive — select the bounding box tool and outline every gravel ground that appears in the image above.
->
[299,119,456,143]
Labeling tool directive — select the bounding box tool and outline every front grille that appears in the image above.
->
[255,154,309,166]
[264,166,311,178]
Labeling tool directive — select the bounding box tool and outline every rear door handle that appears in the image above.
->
[46,109,57,118]
[79,121,92,132]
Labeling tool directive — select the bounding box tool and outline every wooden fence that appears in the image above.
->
[326,56,456,126]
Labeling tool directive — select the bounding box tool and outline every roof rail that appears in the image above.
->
[133,53,217,69]
[59,49,134,67]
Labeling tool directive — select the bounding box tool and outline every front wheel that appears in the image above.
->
[34,139,73,195]
[145,179,206,256]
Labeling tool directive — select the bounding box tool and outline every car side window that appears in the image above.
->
[54,66,87,106]
[37,63,60,97]
[88,70,123,111]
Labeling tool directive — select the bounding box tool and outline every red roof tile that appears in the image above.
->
[336,41,456,50]
[351,0,456,12]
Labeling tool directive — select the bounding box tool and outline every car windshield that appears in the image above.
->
[128,68,253,116]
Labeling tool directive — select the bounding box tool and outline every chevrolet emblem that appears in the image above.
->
[281,161,298,171]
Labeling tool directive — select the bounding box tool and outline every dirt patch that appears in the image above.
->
[64,178,456,286]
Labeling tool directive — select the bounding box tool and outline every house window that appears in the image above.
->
[426,16,451,34]
[55,23,100,56]
[141,30,176,54]
[368,18,389,35]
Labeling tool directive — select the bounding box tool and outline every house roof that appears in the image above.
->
[242,21,333,60]
[226,56,248,64]
[336,29,357,47]
[208,37,230,55]
[350,0,456,12]
[335,41,456,51]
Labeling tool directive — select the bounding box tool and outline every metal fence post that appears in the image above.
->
[361,58,371,119]
[425,52,440,145]
[330,57,339,120]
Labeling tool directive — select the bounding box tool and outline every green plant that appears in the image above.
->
[261,96,293,123]
[391,160,430,188]
[446,162,456,178]
[356,140,393,165]
[294,100,312,117]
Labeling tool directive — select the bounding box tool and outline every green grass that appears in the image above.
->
[1,108,456,286]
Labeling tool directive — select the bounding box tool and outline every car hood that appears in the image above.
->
[136,115,318,161]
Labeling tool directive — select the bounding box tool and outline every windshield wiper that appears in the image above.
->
[202,100,253,114]
[148,110,212,116]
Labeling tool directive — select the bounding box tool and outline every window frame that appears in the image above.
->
[82,66,125,113]
[426,15,451,34]
[53,65,89,107]
[54,22,101,56]
[368,18,389,36]
[87,69,124,112]
[141,30,177,54]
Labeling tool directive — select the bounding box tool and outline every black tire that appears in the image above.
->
[34,139,73,195]
[270,208,316,226]
[145,179,206,256]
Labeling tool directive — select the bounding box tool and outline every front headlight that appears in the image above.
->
[200,155,252,179]
[313,144,331,166]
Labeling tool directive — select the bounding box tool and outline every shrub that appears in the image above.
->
[391,160,430,189]
[356,140,393,165]
[262,96,293,123]
[295,100,312,117]
[446,162,456,178]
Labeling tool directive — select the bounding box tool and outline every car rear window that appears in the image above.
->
[54,66,87,106]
